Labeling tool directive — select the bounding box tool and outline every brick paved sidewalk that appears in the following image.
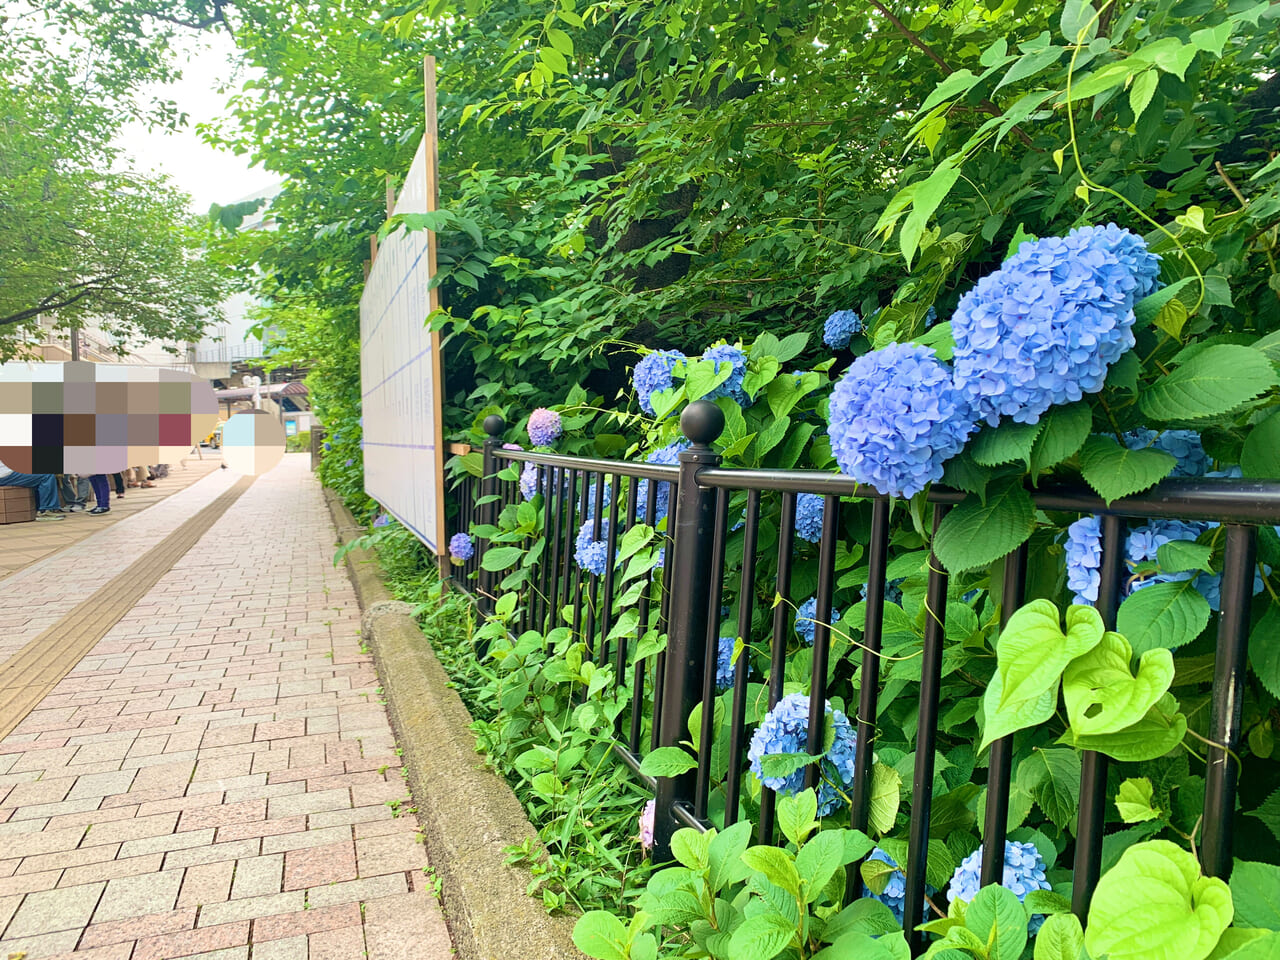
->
[0,455,453,959]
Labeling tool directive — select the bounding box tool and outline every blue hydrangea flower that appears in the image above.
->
[636,440,689,529]
[823,310,863,350]
[701,343,750,406]
[519,461,539,501]
[948,841,1052,935]
[858,578,904,606]
[1078,222,1162,300]
[716,636,737,690]
[373,513,390,528]
[827,343,976,498]
[1126,518,1210,566]
[952,225,1155,427]
[449,532,474,562]
[1123,429,1211,478]
[863,848,934,926]
[345,458,353,467]
[795,493,825,543]
[794,596,842,646]
[575,519,611,575]
[634,350,687,416]
[527,408,563,447]
[747,693,857,817]
[1065,515,1103,605]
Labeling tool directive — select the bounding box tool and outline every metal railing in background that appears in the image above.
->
[446,401,1280,953]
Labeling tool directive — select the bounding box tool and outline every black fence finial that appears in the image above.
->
[483,414,506,442]
[680,399,725,448]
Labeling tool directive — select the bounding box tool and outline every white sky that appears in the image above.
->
[114,31,278,213]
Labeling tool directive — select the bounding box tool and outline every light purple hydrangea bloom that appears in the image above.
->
[634,350,687,416]
[638,799,655,852]
[823,310,863,349]
[1065,515,1103,605]
[827,342,975,498]
[574,519,611,576]
[794,596,842,647]
[449,532,474,562]
[795,493,825,543]
[701,343,750,406]
[863,847,934,926]
[747,693,857,817]
[373,513,390,528]
[527,408,563,447]
[948,840,1052,935]
[952,225,1157,427]
[1123,429,1210,478]
[519,461,539,501]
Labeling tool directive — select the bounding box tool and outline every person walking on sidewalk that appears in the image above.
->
[0,458,65,521]
[87,475,112,515]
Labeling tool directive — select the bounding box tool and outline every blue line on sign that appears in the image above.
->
[361,343,432,398]
[364,441,436,450]
[361,240,430,348]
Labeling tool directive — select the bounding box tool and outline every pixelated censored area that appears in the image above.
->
[0,361,217,473]
[221,409,287,476]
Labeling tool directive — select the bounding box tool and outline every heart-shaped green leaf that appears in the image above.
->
[1063,631,1175,737]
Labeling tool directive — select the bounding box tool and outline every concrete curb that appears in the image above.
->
[323,489,584,960]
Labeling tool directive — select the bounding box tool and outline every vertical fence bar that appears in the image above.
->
[1202,523,1258,878]
[612,483,640,737]
[476,415,505,616]
[981,542,1029,887]
[653,401,725,862]
[904,504,950,954]
[695,489,730,820]
[571,474,593,640]
[631,480,661,753]
[544,467,564,632]
[725,490,761,827]
[1073,512,1127,919]
[805,495,841,792]
[535,465,553,631]
[758,491,797,847]
[850,499,891,835]
[652,512,677,753]
[599,482,622,668]
[582,474,607,657]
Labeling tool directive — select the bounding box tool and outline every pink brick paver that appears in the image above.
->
[0,455,453,958]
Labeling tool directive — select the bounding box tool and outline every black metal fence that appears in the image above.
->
[447,401,1280,952]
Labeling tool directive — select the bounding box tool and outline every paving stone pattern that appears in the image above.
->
[0,455,453,959]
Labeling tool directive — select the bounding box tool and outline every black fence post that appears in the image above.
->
[652,400,724,863]
[477,414,505,617]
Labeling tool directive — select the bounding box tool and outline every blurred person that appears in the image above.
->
[0,458,65,521]
[87,475,112,515]
[58,474,89,512]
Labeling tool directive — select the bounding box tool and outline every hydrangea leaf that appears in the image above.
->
[970,420,1043,467]
[1156,540,1214,574]
[638,746,698,778]
[708,820,754,893]
[1028,402,1092,476]
[1140,345,1277,422]
[776,790,818,847]
[1206,929,1278,960]
[796,830,846,903]
[1085,840,1232,960]
[1242,410,1280,479]
[1079,434,1176,504]
[1230,861,1280,930]
[1062,631,1175,736]
[1116,777,1162,823]
[1249,605,1280,700]
[816,931,910,960]
[933,477,1036,575]
[1033,912,1085,960]
[821,898,900,943]
[481,545,524,571]
[572,910,630,960]
[740,846,802,898]
[1116,578,1212,655]
[1247,788,1280,845]
[1063,693,1187,761]
[860,857,897,896]
[727,913,795,960]
[964,883,1028,960]
[1026,748,1081,830]
[989,600,1104,719]
[869,762,902,836]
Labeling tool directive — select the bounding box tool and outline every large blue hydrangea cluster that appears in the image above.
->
[1123,428,1211,478]
[636,440,688,529]
[702,343,750,406]
[862,848,932,926]
[794,493,825,543]
[527,408,563,447]
[827,343,975,498]
[1064,515,1103,605]
[823,310,863,350]
[948,841,1052,935]
[574,519,611,576]
[952,225,1158,427]
[748,693,857,817]
[448,533,474,563]
[794,596,842,646]
[633,349,687,416]
[716,636,737,690]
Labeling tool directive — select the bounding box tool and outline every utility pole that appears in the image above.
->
[70,328,80,361]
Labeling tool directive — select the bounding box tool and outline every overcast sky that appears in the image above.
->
[114,30,278,213]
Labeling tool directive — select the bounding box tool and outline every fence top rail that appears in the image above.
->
[491,447,681,482]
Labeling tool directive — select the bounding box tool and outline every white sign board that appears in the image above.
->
[359,136,446,553]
